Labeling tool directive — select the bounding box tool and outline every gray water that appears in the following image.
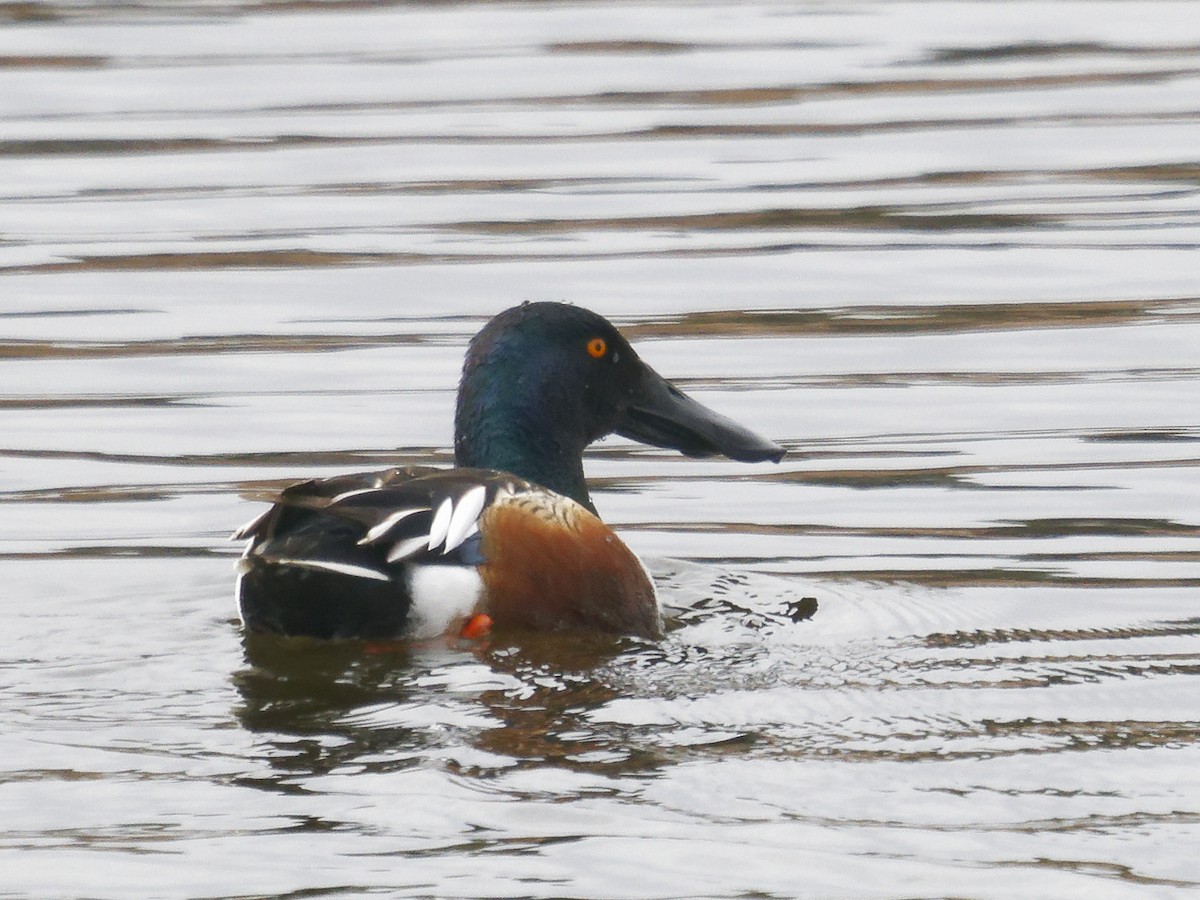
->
[2,1,1199,897]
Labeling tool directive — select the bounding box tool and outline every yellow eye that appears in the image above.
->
[587,337,607,358]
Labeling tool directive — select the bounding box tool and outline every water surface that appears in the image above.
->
[2,1,1199,897]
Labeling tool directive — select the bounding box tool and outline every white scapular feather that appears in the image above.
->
[443,485,487,554]
[427,497,455,551]
[359,506,428,545]
[230,509,270,541]
[386,534,430,563]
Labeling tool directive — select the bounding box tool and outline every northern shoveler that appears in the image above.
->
[234,302,784,641]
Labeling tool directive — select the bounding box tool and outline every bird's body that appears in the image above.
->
[235,302,783,641]
[236,466,658,639]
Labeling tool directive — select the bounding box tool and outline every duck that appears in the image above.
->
[233,301,784,641]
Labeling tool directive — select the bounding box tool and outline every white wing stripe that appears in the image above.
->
[272,558,391,582]
[427,497,454,551]
[359,506,428,545]
[329,487,379,504]
[443,485,487,554]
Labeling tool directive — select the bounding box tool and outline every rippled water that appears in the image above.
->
[3,1,1199,896]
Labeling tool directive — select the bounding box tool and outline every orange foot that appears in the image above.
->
[459,613,493,641]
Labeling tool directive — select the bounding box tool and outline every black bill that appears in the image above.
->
[617,363,785,463]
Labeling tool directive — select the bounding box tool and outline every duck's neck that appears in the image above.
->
[454,397,596,515]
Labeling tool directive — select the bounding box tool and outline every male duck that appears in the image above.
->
[234,302,784,641]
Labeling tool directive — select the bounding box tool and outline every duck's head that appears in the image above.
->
[454,301,785,514]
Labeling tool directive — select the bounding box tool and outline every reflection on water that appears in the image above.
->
[2,0,1200,896]
[234,565,824,782]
